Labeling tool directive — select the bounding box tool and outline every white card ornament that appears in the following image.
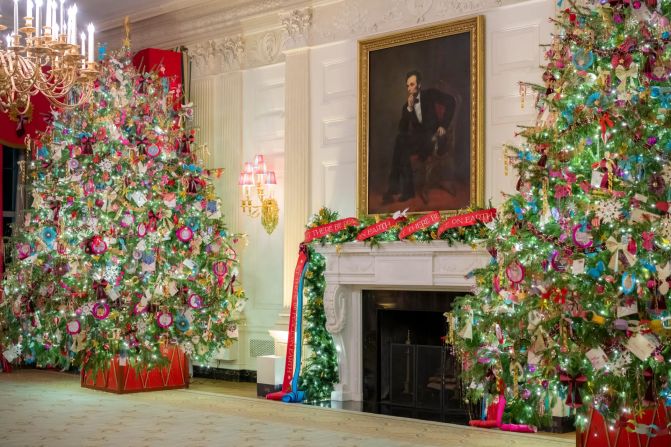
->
[71,333,86,353]
[131,191,147,207]
[168,281,179,296]
[586,347,609,370]
[142,260,156,273]
[528,310,543,333]
[591,170,605,188]
[617,300,638,318]
[107,288,120,301]
[227,325,239,338]
[458,313,473,340]
[183,259,196,270]
[630,208,660,223]
[626,333,659,361]
[2,345,20,362]
[572,259,585,274]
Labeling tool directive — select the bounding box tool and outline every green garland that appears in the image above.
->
[298,207,489,401]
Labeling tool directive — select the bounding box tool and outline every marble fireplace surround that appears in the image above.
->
[314,242,489,401]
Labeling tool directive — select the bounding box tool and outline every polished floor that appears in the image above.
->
[0,370,574,447]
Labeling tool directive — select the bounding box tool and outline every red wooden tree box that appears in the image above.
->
[80,345,189,393]
[577,401,670,447]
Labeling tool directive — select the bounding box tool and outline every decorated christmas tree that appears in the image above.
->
[0,47,245,375]
[453,0,671,430]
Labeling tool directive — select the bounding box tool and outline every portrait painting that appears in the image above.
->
[358,16,484,216]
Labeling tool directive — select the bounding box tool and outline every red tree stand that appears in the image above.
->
[577,402,670,447]
[81,345,188,393]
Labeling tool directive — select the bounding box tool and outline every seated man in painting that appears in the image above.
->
[383,70,456,205]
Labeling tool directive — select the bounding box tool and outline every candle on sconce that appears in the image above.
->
[52,22,58,39]
[13,0,18,35]
[87,23,94,63]
[59,0,64,33]
[45,0,51,32]
[80,30,85,56]
[67,5,73,43]
[5,34,11,48]
[27,0,33,22]
[51,0,57,36]
[35,0,42,37]
[72,4,77,44]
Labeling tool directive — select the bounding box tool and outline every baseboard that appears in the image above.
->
[192,365,257,383]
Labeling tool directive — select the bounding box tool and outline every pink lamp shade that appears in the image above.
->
[265,171,276,185]
[243,162,254,174]
[238,172,253,187]
[253,154,265,167]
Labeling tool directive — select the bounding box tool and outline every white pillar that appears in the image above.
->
[282,48,310,308]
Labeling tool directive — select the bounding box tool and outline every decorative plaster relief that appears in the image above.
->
[192,36,245,76]
[280,8,313,39]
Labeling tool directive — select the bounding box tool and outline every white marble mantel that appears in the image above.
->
[313,241,488,401]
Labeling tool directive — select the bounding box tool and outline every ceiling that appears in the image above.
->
[0,0,257,32]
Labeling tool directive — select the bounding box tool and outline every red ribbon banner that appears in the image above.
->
[304,217,360,243]
[398,211,441,240]
[356,216,406,241]
[267,244,309,399]
[437,208,497,237]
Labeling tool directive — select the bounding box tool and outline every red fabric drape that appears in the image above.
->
[132,49,183,95]
[0,93,50,148]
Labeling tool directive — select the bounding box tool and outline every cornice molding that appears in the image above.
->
[98,0,533,78]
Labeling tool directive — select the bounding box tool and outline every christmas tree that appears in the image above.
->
[1,48,245,374]
[453,0,671,429]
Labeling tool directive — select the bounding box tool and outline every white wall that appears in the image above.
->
[188,0,555,372]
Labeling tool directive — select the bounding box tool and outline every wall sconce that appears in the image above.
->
[239,154,279,234]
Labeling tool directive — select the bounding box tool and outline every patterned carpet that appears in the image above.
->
[0,370,574,447]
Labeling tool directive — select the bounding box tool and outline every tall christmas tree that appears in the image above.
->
[0,48,245,374]
[453,0,671,429]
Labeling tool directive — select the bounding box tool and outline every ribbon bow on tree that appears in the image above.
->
[605,236,637,272]
[147,210,162,232]
[615,63,638,100]
[92,279,109,301]
[559,371,587,408]
[599,112,614,143]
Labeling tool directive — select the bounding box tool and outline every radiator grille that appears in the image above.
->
[249,339,275,357]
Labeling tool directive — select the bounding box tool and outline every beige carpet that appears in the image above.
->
[0,370,574,447]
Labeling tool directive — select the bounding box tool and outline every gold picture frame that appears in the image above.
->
[358,16,485,217]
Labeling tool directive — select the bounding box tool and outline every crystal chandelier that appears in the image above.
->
[0,0,98,116]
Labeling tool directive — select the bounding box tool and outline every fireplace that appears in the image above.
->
[314,241,489,404]
[361,290,469,422]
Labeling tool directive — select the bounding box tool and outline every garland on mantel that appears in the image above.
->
[298,207,493,402]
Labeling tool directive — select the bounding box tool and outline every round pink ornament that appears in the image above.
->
[572,224,593,249]
[188,294,203,309]
[17,243,31,260]
[89,236,107,255]
[156,311,173,328]
[92,302,110,320]
[145,143,161,158]
[66,320,81,335]
[176,226,193,243]
[137,222,147,238]
[506,261,525,284]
